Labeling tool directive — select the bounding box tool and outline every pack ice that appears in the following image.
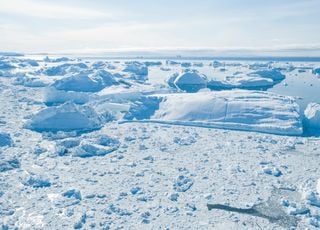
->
[127,90,302,135]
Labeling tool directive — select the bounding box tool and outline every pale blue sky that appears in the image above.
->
[0,0,319,55]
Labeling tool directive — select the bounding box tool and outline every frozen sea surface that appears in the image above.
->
[1,55,320,229]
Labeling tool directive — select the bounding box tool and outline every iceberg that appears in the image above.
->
[125,90,302,135]
[26,102,103,132]
[167,70,207,92]
[52,70,116,92]
[208,74,274,90]
[43,63,88,76]
[123,62,148,76]
[249,69,285,82]
[304,103,320,131]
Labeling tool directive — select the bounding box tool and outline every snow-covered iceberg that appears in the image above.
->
[43,63,88,76]
[123,62,148,76]
[304,103,320,131]
[167,71,207,92]
[249,69,285,81]
[125,90,303,135]
[26,102,104,132]
[52,70,116,92]
[208,74,274,90]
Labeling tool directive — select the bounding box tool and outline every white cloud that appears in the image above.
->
[0,0,108,19]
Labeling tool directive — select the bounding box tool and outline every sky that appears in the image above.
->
[0,0,320,55]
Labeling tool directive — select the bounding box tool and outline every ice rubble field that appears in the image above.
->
[1,55,320,229]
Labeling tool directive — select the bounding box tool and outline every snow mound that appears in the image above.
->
[52,70,116,92]
[304,103,320,131]
[249,69,285,81]
[26,102,103,132]
[43,63,88,76]
[168,71,207,92]
[0,132,12,147]
[123,62,148,76]
[208,74,274,90]
[126,91,302,135]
